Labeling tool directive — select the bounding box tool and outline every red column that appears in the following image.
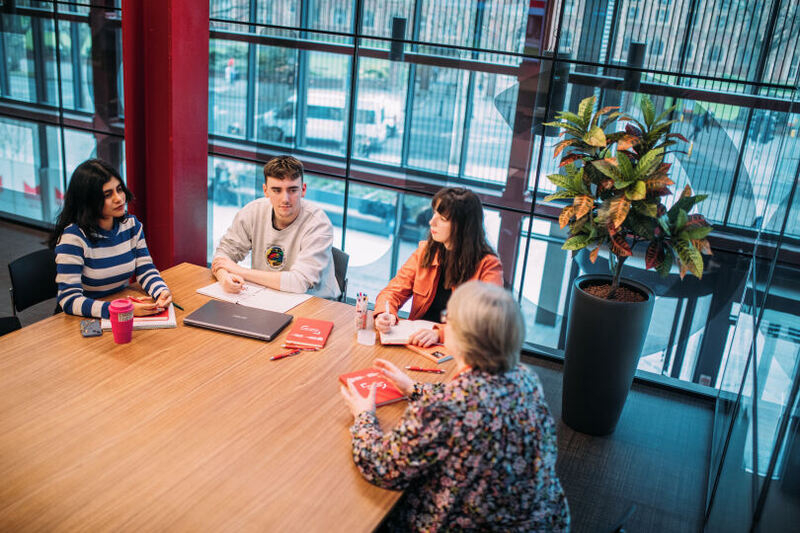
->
[122,0,209,268]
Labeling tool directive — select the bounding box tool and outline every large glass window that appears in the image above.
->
[0,1,124,226]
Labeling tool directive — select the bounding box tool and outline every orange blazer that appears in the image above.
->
[375,241,504,321]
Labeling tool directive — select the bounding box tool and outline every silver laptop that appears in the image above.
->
[183,300,293,341]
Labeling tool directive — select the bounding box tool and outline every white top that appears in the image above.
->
[213,198,340,299]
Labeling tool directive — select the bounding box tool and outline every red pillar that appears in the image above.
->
[122,0,209,268]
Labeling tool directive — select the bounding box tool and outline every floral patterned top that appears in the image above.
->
[349,365,570,532]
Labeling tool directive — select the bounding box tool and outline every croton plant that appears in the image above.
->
[543,95,713,296]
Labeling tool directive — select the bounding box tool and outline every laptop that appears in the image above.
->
[183,300,293,341]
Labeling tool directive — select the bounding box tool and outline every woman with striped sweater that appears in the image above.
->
[49,159,172,319]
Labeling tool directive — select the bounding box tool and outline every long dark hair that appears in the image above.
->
[421,187,496,288]
[48,159,133,248]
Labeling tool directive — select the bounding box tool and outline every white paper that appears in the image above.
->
[379,319,436,345]
[196,281,312,313]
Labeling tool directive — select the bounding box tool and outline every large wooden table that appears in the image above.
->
[0,263,456,531]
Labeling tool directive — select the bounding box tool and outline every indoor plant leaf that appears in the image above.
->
[559,206,575,229]
[578,96,596,125]
[562,234,592,250]
[573,195,595,219]
[608,196,631,229]
[584,126,607,147]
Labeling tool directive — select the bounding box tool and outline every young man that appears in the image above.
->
[211,156,340,299]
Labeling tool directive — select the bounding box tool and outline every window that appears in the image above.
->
[651,38,664,56]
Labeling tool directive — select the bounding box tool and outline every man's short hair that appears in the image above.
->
[446,281,524,374]
[263,156,304,183]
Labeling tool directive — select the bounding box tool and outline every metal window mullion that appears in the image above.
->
[340,0,364,250]
[0,18,10,96]
[515,0,568,303]
[400,0,424,168]
[69,20,82,109]
[296,0,309,148]
[244,0,257,140]
[31,16,48,103]
[753,0,783,92]
[601,0,622,69]
[457,0,485,179]
[675,0,699,83]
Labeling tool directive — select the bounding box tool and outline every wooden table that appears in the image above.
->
[0,263,456,531]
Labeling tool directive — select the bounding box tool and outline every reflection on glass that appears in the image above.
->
[355,57,407,164]
[407,64,468,175]
[298,51,351,155]
[0,117,61,223]
[209,39,248,138]
[255,45,297,145]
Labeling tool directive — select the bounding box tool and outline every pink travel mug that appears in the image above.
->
[109,298,135,344]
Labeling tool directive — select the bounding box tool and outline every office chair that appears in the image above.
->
[8,248,61,316]
[331,247,349,302]
[0,315,22,337]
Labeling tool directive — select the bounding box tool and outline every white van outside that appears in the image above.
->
[258,90,397,154]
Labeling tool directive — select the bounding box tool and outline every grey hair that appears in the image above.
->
[446,281,524,374]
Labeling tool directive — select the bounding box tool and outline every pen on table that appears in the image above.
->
[270,349,302,361]
[281,344,318,351]
[172,302,184,311]
[405,366,445,374]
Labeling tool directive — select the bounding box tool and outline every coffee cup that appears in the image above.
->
[109,298,135,344]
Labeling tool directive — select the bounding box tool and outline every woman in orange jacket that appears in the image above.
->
[374,187,504,346]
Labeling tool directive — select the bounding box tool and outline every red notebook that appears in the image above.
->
[284,317,334,349]
[338,368,406,407]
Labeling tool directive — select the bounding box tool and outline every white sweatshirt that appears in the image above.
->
[214,198,340,299]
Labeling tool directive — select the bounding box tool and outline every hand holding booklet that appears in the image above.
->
[197,281,311,313]
[379,319,437,345]
[338,367,406,407]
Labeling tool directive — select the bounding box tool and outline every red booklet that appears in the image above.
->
[284,317,334,349]
[338,368,406,407]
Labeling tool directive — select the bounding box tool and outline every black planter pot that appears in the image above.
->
[562,274,655,436]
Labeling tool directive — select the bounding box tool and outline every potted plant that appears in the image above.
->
[544,95,713,435]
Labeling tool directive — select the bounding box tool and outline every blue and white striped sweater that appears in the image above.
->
[55,215,168,318]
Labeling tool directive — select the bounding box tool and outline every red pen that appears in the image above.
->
[128,296,145,303]
[270,349,302,361]
[405,366,445,374]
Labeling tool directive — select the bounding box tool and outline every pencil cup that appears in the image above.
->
[109,299,134,344]
[357,313,375,346]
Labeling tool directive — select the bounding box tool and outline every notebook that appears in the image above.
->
[196,281,312,313]
[405,343,453,364]
[183,300,293,341]
[283,317,334,349]
[379,319,437,345]
[338,367,406,407]
[100,304,177,330]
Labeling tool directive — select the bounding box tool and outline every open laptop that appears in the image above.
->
[183,300,293,341]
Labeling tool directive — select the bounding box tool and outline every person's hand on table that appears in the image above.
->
[409,328,440,348]
[340,380,376,419]
[217,270,245,293]
[212,256,244,293]
[154,290,173,309]
[374,312,396,332]
[132,299,161,316]
[374,358,414,396]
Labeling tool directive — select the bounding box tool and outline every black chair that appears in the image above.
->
[0,315,22,337]
[331,247,349,302]
[8,248,61,316]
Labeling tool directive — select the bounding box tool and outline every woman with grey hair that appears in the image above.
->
[340,281,570,531]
